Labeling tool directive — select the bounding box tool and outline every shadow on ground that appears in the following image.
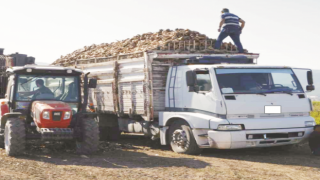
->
[111,135,320,169]
[14,137,209,169]
[12,135,320,169]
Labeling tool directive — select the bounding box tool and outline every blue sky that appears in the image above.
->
[1,0,320,69]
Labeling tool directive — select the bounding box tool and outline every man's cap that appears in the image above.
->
[222,8,229,13]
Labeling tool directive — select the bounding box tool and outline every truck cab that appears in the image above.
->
[159,57,316,152]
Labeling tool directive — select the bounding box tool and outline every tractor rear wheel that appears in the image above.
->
[5,118,26,156]
[76,118,99,154]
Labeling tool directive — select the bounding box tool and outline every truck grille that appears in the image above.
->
[246,132,304,139]
[52,111,62,121]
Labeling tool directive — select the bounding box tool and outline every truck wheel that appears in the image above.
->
[0,134,4,148]
[76,118,99,154]
[98,114,121,141]
[168,120,202,155]
[100,126,121,141]
[309,130,320,156]
[4,119,26,156]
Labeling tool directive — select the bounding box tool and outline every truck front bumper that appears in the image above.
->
[199,127,314,149]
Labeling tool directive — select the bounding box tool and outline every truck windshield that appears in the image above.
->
[215,69,304,94]
[16,75,79,102]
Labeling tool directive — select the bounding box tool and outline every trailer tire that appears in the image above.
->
[4,119,26,156]
[76,118,99,154]
[168,120,202,155]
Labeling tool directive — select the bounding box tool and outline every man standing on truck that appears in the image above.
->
[214,8,245,53]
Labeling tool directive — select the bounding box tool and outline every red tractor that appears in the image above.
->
[0,65,99,156]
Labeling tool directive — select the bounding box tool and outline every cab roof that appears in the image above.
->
[183,64,293,69]
[7,65,83,74]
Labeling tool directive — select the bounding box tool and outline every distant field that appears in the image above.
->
[311,101,320,124]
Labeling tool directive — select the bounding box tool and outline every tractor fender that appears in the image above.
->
[0,113,23,130]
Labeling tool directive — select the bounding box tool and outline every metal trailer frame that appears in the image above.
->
[73,50,259,123]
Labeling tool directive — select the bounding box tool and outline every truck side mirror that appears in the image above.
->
[307,71,313,85]
[88,79,97,88]
[186,71,198,92]
[306,71,315,91]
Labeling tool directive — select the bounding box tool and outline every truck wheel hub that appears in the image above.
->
[172,129,188,147]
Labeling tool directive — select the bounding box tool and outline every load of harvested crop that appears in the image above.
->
[53,28,244,66]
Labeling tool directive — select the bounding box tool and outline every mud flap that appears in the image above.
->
[309,125,320,156]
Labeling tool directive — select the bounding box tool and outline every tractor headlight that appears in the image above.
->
[43,111,50,120]
[64,111,71,120]
[217,124,243,131]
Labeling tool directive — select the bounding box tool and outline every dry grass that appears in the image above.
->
[0,136,319,180]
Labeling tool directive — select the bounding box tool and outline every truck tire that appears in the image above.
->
[100,126,121,141]
[0,134,4,148]
[4,119,26,156]
[168,120,202,155]
[309,129,320,156]
[98,114,121,141]
[76,118,99,154]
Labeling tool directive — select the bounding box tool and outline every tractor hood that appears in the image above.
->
[31,101,72,128]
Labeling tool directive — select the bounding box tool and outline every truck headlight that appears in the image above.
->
[305,121,316,127]
[63,111,71,120]
[217,124,243,131]
[43,111,50,120]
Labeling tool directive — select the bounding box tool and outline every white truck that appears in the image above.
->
[73,48,316,154]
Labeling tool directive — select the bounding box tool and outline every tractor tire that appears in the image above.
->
[4,119,26,156]
[76,118,99,154]
[168,120,202,155]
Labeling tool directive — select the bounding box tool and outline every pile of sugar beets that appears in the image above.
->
[52,28,247,66]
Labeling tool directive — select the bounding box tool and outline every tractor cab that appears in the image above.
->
[0,65,99,156]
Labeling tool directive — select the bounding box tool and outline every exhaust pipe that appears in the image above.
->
[82,72,90,113]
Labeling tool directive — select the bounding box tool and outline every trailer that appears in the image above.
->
[73,46,316,154]
[0,48,35,98]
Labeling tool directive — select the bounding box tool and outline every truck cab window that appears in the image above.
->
[196,71,212,91]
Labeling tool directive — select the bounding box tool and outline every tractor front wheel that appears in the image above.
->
[76,118,99,154]
[5,118,26,156]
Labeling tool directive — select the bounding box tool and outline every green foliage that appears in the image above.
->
[311,101,320,124]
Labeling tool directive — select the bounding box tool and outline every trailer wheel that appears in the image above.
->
[168,120,202,155]
[4,118,26,156]
[76,118,99,154]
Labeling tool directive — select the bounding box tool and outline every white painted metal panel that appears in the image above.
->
[118,81,146,115]
[89,83,115,112]
[118,58,145,82]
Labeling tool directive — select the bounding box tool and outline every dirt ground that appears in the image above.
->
[0,135,319,180]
